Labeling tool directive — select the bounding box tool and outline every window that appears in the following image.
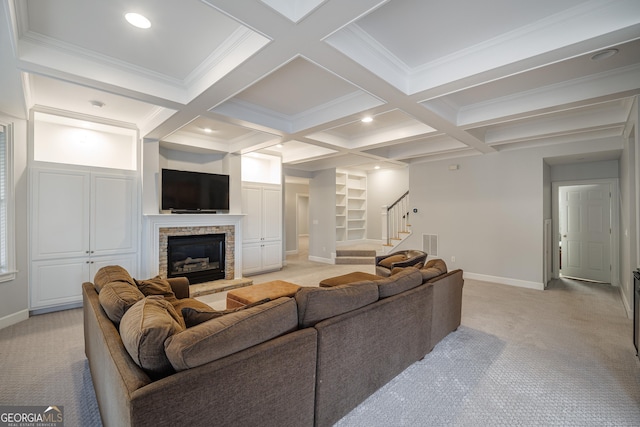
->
[0,122,15,282]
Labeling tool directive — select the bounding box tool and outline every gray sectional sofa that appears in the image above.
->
[83,261,463,427]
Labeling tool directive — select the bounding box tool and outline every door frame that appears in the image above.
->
[551,178,620,285]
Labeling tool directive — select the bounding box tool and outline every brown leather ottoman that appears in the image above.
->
[319,271,383,287]
[226,280,301,309]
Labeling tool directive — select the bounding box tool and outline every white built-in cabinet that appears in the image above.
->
[30,167,138,310]
[336,170,367,242]
[241,182,282,275]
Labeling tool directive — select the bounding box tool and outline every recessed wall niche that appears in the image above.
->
[33,111,137,170]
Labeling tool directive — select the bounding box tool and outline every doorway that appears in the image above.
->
[552,179,619,284]
[296,194,309,259]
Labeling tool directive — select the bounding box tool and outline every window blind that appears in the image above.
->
[0,125,6,270]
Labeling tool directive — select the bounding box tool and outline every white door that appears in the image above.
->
[559,183,611,283]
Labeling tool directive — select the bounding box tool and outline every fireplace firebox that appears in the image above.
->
[167,233,225,284]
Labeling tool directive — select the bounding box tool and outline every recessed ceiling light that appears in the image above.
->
[276,144,283,148]
[361,117,373,123]
[203,128,213,133]
[590,49,618,61]
[125,12,151,29]
[89,100,105,108]
[374,165,380,170]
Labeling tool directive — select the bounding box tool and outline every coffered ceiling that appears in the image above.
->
[1,0,638,172]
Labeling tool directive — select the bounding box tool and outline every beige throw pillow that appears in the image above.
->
[135,276,178,302]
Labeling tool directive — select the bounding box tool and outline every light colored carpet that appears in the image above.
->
[0,256,638,426]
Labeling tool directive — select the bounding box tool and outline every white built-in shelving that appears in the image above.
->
[336,170,367,242]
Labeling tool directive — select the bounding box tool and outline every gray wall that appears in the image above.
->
[308,168,336,262]
[284,182,309,253]
[402,137,625,288]
[619,98,639,314]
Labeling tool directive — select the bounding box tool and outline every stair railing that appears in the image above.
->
[385,191,409,246]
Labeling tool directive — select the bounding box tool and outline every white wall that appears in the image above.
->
[366,167,409,240]
[403,137,624,289]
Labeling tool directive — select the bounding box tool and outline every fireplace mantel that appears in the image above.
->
[142,214,245,279]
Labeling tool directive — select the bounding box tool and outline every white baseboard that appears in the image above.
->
[308,255,333,264]
[463,272,544,291]
[0,309,29,330]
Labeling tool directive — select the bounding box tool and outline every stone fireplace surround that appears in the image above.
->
[142,214,245,281]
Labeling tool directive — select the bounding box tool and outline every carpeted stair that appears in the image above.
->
[335,249,376,265]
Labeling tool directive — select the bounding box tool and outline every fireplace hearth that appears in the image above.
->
[167,233,225,284]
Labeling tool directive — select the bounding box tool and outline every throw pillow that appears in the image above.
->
[180,298,271,328]
[93,265,136,294]
[119,296,186,377]
[98,281,144,324]
[378,254,406,268]
[135,276,177,302]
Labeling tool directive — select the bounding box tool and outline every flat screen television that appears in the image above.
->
[161,169,230,213]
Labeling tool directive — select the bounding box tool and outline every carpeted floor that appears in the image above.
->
[0,254,639,426]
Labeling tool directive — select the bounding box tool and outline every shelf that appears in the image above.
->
[337,170,366,242]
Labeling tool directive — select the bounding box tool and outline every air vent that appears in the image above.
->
[423,234,438,257]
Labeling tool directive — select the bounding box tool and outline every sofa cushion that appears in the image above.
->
[165,298,298,371]
[420,258,448,281]
[119,296,186,376]
[93,265,136,294]
[98,280,145,324]
[180,298,271,328]
[295,282,379,328]
[376,267,423,298]
[135,276,177,302]
[378,254,406,268]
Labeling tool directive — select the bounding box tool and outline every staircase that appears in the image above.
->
[334,248,377,265]
[383,191,412,253]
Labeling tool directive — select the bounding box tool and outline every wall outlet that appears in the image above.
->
[451,256,456,263]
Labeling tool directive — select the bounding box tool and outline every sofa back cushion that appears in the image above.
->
[93,265,136,293]
[119,296,186,377]
[98,280,144,324]
[295,283,379,328]
[165,298,298,371]
[376,267,423,298]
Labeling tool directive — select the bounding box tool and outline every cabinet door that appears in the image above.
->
[92,173,138,255]
[242,186,263,242]
[261,240,282,271]
[31,169,90,260]
[30,258,89,309]
[242,242,263,275]
[91,253,138,279]
[262,187,282,241]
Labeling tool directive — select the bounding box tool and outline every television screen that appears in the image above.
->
[161,169,230,212]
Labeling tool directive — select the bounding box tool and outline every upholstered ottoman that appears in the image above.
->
[226,280,301,309]
[319,271,383,287]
